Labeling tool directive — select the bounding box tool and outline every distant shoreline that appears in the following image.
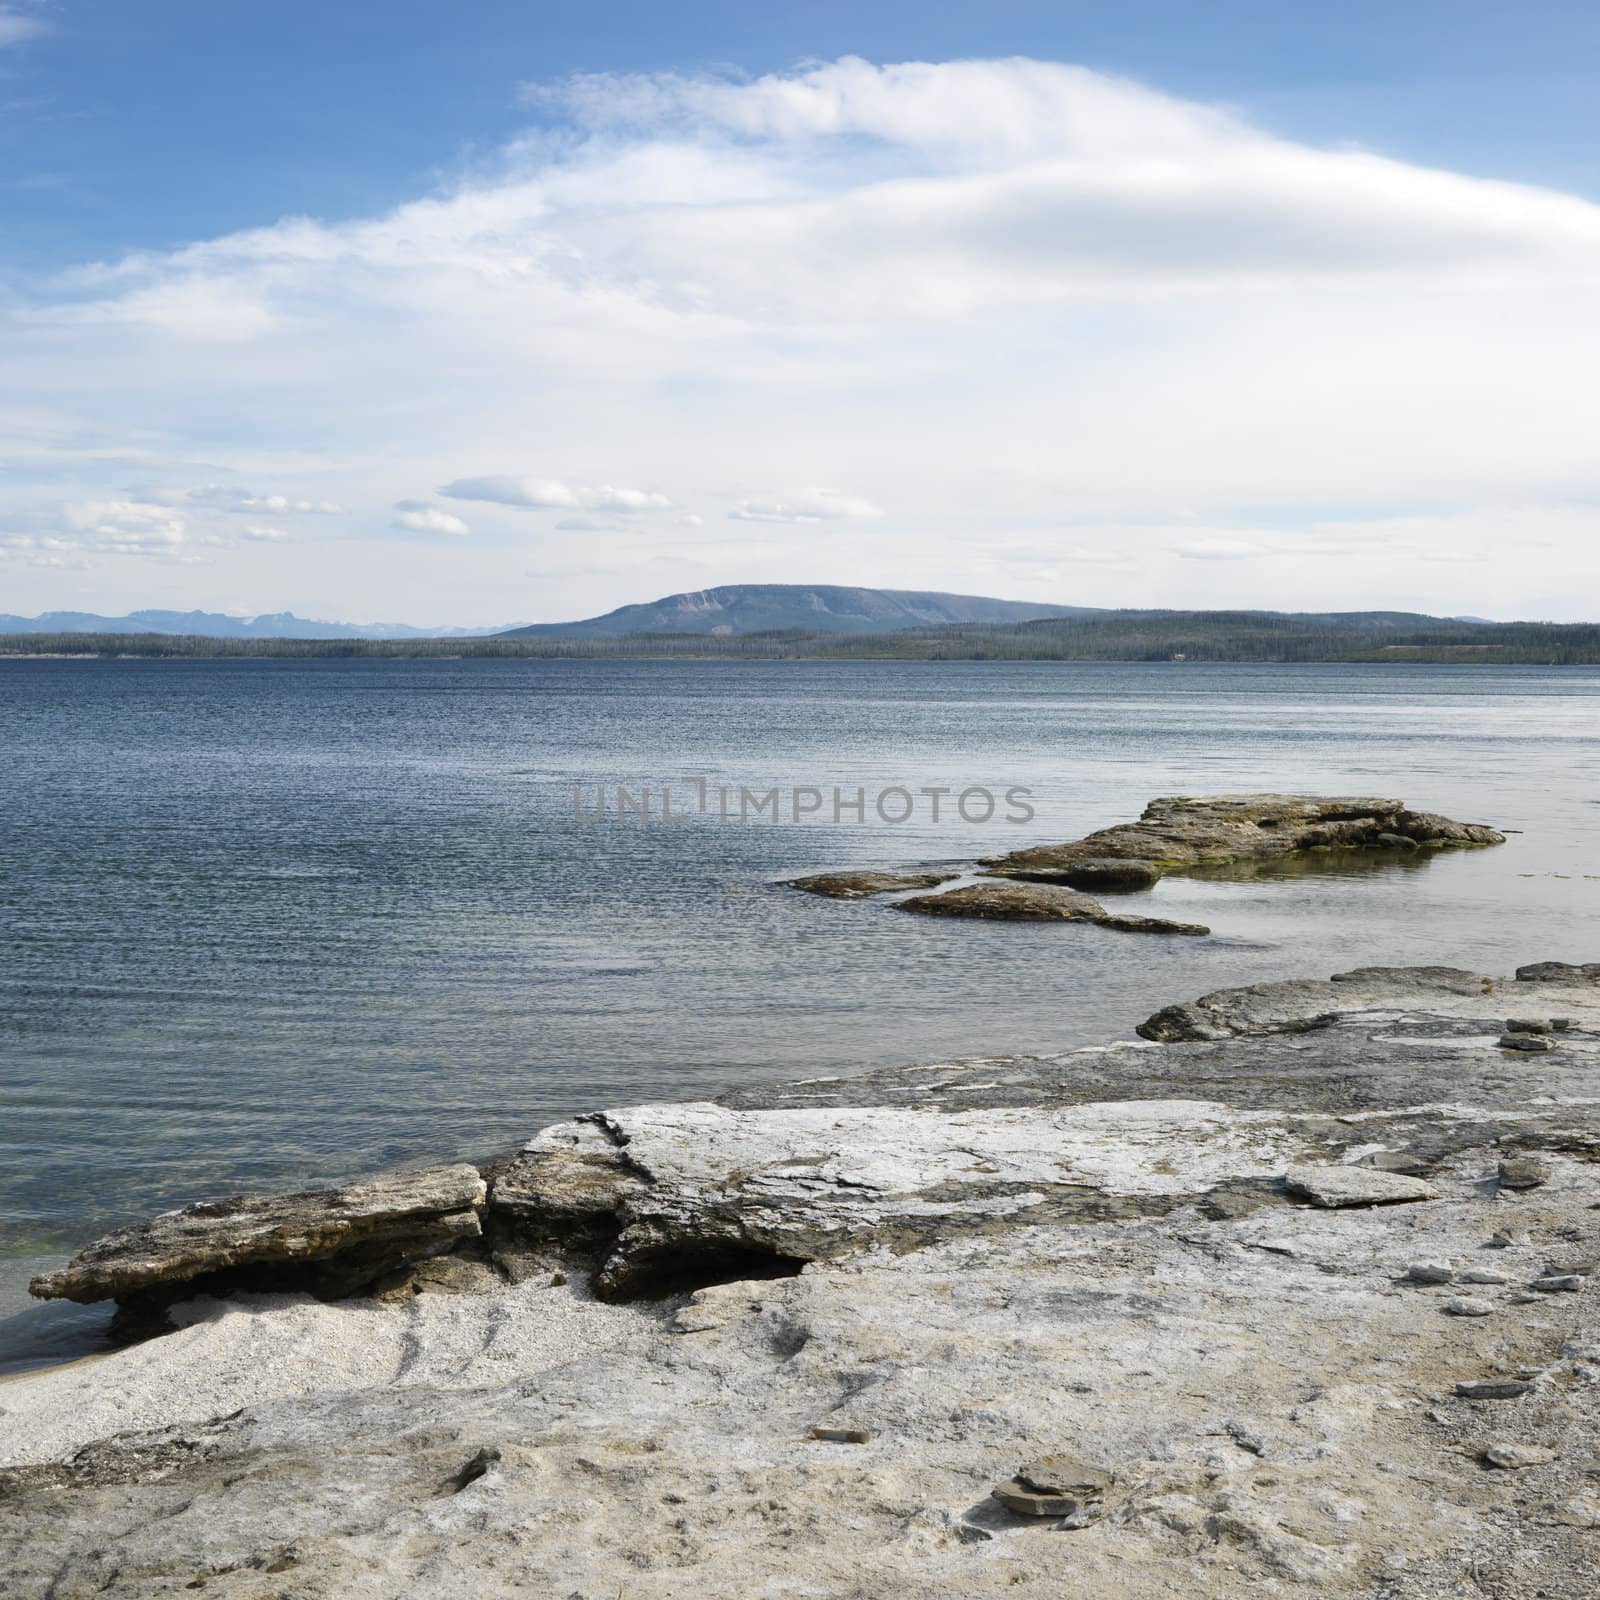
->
[3,627,1600,666]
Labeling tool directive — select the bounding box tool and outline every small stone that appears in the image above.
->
[1055,1504,1103,1530]
[1368,1150,1429,1175]
[1545,1257,1598,1277]
[1505,1018,1553,1034]
[1456,1379,1535,1400]
[809,1426,871,1444]
[991,1480,1085,1517]
[670,1305,727,1333]
[1445,1297,1494,1317]
[992,1453,1113,1519]
[1459,1269,1511,1285]
[1484,1442,1558,1470]
[1488,1230,1527,1249]
[1529,1275,1583,1293]
[1498,1033,1556,1053]
[1285,1166,1438,1208]
[1405,1260,1455,1285]
[1015,1455,1114,1497]
[1551,1018,1575,1032]
[1498,1157,1551,1190]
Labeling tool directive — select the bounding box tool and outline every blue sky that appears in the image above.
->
[4,2,1600,621]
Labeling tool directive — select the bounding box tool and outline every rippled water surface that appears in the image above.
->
[4,658,1600,1366]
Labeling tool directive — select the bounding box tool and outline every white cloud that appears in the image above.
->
[439,476,672,512]
[184,486,342,515]
[554,515,628,532]
[241,526,292,543]
[64,499,188,556]
[392,501,470,537]
[7,56,1600,620]
[0,9,45,48]
[1175,537,1269,561]
[729,490,885,524]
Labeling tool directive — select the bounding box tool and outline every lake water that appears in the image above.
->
[4,657,1600,1369]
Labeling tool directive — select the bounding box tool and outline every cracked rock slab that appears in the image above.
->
[29,1164,487,1305]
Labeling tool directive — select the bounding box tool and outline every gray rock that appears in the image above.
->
[1515,962,1600,984]
[1499,1156,1552,1189]
[980,794,1503,882]
[4,958,1600,1600]
[1406,1260,1455,1284]
[786,869,953,899]
[1488,1230,1529,1249]
[1529,1275,1584,1293]
[1136,965,1485,1042]
[992,1454,1113,1519]
[1545,1257,1598,1277]
[987,857,1164,892]
[895,879,1208,935]
[1444,1297,1494,1317]
[1459,1269,1512,1285]
[1285,1166,1439,1208]
[1456,1379,1536,1400]
[1369,1150,1430,1174]
[29,1164,487,1307]
[1498,1033,1556,1053]
[809,1425,871,1444]
[1505,1017,1553,1034]
[1484,1442,1559,1469]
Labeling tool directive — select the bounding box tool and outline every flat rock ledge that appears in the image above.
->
[29,1165,487,1313]
[787,869,954,898]
[7,959,1600,1600]
[893,879,1210,935]
[982,793,1504,881]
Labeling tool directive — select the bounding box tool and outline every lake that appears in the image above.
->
[4,657,1599,1368]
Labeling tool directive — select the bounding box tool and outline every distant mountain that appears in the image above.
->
[0,609,513,640]
[499,584,1093,638]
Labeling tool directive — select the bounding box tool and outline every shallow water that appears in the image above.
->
[3,657,1599,1368]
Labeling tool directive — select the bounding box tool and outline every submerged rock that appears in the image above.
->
[981,793,1503,882]
[994,857,1164,892]
[787,869,953,898]
[29,1164,486,1307]
[894,879,1209,935]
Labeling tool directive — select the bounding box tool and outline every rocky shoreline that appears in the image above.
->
[4,958,1598,1597]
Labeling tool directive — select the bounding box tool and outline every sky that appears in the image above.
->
[4,2,1600,625]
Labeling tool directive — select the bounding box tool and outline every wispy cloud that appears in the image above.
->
[439,476,673,512]
[393,500,470,537]
[729,490,884,524]
[0,8,46,49]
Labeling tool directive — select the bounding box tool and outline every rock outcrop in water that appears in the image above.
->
[7,960,1599,1599]
[982,793,1504,883]
[786,795,1503,938]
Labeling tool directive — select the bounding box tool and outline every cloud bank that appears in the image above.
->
[5,55,1600,620]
